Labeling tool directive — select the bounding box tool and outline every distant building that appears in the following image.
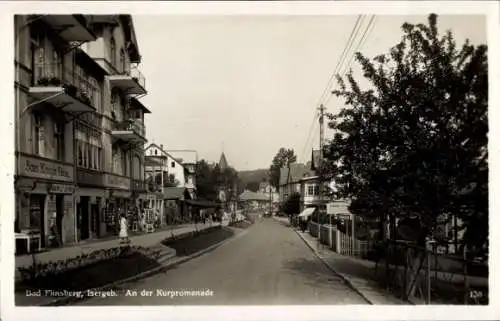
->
[165,150,198,199]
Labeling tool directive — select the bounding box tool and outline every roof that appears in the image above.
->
[162,187,186,200]
[165,150,198,164]
[219,152,228,171]
[289,163,314,183]
[129,97,151,114]
[239,190,269,201]
[145,144,184,167]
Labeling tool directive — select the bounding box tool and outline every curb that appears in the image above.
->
[294,229,373,305]
[42,226,250,306]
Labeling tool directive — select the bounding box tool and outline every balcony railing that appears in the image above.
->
[113,119,145,138]
[132,179,147,192]
[129,65,146,90]
[33,62,101,110]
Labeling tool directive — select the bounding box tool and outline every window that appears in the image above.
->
[154,150,158,156]
[54,122,64,161]
[77,141,83,166]
[33,113,43,156]
[121,150,127,176]
[171,162,175,168]
[120,48,126,74]
[110,37,116,67]
[307,185,314,196]
[314,185,320,196]
[89,77,100,111]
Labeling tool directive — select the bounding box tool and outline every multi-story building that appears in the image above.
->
[278,150,328,214]
[14,14,149,251]
[14,15,101,247]
[165,150,198,198]
[81,15,148,239]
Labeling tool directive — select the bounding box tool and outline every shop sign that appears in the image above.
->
[77,168,105,187]
[19,155,73,182]
[104,173,130,190]
[49,184,74,194]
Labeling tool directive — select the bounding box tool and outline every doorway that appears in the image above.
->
[29,194,46,248]
[91,203,100,238]
[79,196,90,240]
[55,195,64,245]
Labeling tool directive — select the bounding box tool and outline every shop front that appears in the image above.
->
[103,173,132,236]
[15,153,76,251]
[75,168,108,241]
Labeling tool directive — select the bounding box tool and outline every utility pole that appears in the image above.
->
[317,104,326,250]
[269,180,272,217]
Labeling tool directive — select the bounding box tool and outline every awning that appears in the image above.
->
[162,187,186,200]
[185,199,219,208]
[298,207,316,218]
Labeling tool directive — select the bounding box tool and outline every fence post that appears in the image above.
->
[426,242,431,304]
[464,244,469,305]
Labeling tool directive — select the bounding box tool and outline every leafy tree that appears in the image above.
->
[283,192,301,216]
[245,181,261,192]
[195,159,218,200]
[269,148,297,189]
[322,14,487,256]
[164,174,180,187]
[195,160,242,203]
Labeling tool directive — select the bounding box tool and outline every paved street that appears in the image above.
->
[76,218,367,305]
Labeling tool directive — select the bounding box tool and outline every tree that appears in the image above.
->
[245,181,261,192]
[269,148,297,189]
[195,159,218,200]
[323,14,487,255]
[164,174,180,188]
[283,192,301,216]
[195,159,242,203]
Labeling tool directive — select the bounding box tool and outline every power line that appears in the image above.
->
[314,15,364,110]
[323,15,377,108]
[300,15,366,162]
[340,15,376,78]
[301,112,319,162]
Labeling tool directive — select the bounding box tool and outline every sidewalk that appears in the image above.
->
[15,223,245,306]
[15,222,214,282]
[295,229,406,305]
[272,215,290,225]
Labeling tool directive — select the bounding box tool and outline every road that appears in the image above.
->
[76,218,367,305]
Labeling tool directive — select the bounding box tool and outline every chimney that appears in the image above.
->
[160,144,164,151]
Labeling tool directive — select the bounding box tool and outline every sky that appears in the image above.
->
[133,14,486,171]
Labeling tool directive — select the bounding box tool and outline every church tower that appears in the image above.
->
[219,152,228,172]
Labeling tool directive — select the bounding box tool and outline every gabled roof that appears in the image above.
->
[289,163,313,183]
[145,143,184,168]
[166,150,198,165]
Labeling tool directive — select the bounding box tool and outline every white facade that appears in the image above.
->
[145,144,186,188]
[166,150,197,190]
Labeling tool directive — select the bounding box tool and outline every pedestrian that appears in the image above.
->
[119,212,130,245]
